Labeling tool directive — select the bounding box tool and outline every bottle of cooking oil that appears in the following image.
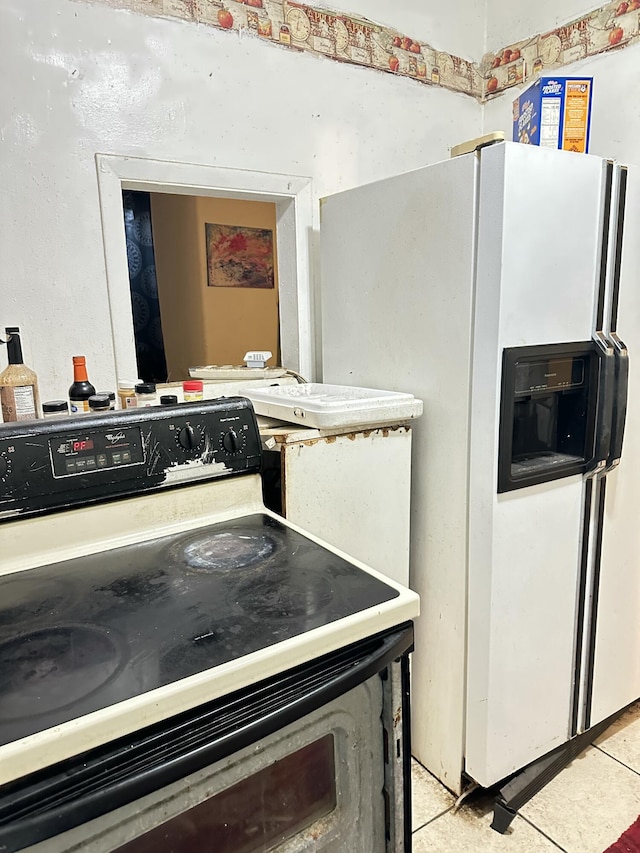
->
[0,327,40,422]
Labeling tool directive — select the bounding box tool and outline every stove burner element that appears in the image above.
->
[235,570,334,619]
[176,530,280,571]
[159,617,245,681]
[0,577,74,629]
[0,625,126,721]
[0,514,401,750]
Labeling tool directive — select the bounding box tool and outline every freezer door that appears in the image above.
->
[320,152,479,793]
[588,164,640,728]
[466,143,608,787]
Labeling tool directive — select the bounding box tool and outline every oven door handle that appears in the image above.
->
[0,623,415,853]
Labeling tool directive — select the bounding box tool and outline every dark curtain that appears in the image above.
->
[122,191,168,384]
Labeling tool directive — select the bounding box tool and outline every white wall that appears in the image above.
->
[0,0,481,404]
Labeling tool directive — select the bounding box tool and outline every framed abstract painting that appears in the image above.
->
[205,223,275,289]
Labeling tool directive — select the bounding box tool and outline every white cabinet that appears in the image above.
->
[260,421,413,587]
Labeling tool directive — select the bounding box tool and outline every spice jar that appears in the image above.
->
[279,24,291,44]
[160,394,178,406]
[183,380,204,402]
[88,394,111,413]
[98,391,116,410]
[42,400,69,418]
[135,382,157,407]
[117,380,139,410]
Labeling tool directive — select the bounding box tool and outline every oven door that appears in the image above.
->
[1,626,413,853]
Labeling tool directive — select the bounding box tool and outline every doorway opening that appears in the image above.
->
[97,155,315,387]
[122,190,168,384]
[122,189,282,384]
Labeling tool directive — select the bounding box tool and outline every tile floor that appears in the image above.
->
[411,701,640,852]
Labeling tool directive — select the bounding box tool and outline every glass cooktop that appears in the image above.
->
[0,514,398,746]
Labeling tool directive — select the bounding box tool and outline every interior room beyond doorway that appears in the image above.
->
[123,190,281,383]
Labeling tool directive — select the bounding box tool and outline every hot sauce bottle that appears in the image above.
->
[69,355,96,414]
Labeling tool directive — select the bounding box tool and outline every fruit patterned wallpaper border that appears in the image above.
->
[92,0,484,96]
[483,0,640,99]
[90,0,639,101]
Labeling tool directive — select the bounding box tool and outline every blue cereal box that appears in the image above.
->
[513,77,593,153]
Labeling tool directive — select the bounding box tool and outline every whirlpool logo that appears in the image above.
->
[105,432,126,444]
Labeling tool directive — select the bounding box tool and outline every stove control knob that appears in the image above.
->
[177,424,203,451]
[221,428,244,455]
[0,455,9,480]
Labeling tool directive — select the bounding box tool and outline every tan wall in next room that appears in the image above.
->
[151,194,279,381]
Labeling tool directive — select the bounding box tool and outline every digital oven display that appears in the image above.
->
[49,427,144,477]
[71,439,94,454]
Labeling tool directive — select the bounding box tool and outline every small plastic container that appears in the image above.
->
[160,394,178,406]
[118,380,139,410]
[244,383,423,429]
[183,380,204,402]
[135,382,157,407]
[42,400,69,418]
[98,391,116,410]
[88,394,111,413]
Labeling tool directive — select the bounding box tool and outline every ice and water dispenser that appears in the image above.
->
[498,342,601,492]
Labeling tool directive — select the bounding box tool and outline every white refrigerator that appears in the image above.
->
[319,141,640,818]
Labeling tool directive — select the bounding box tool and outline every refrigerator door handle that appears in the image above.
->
[603,166,629,473]
[587,332,615,477]
[605,333,629,471]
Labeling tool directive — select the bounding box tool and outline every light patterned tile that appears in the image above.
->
[520,747,640,853]
[411,758,455,831]
[413,802,562,852]
[595,701,640,774]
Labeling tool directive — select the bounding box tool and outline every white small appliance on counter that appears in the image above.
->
[244,383,423,429]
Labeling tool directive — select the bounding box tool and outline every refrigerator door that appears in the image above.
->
[588,164,640,728]
[320,153,479,792]
[466,143,609,786]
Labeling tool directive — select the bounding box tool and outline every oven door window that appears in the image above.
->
[114,735,336,853]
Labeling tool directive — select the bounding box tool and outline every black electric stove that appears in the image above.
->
[0,512,398,747]
[0,399,418,853]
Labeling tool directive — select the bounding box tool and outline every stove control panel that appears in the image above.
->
[0,398,262,519]
[48,426,145,478]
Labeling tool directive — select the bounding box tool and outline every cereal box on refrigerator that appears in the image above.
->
[513,76,593,153]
